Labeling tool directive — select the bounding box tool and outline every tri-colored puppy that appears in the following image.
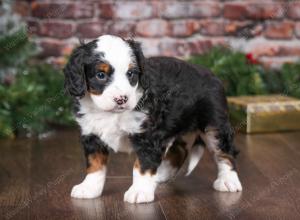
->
[64,35,242,203]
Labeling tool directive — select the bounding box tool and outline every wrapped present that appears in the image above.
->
[227,95,300,133]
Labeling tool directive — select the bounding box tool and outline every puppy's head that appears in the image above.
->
[64,35,145,112]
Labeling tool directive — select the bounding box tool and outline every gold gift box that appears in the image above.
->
[227,95,300,133]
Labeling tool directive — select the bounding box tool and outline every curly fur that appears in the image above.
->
[64,35,242,202]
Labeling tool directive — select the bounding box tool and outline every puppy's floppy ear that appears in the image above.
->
[63,46,87,98]
[127,39,145,74]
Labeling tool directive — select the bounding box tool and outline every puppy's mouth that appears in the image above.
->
[111,105,129,113]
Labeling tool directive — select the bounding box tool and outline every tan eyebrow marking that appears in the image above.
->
[97,63,110,74]
[88,89,102,96]
[128,63,134,69]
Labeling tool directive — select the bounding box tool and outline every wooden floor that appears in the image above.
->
[0,129,300,220]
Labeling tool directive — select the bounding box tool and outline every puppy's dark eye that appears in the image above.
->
[127,70,135,78]
[96,72,106,80]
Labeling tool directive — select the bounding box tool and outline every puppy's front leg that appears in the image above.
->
[71,135,109,199]
[124,141,188,204]
[124,159,159,204]
[124,133,166,203]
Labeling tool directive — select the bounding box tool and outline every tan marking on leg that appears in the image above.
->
[201,127,235,170]
[216,152,235,170]
[87,152,108,173]
[134,159,140,169]
[71,151,108,199]
[134,159,157,176]
[124,160,158,203]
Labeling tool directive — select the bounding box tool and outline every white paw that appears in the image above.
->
[213,170,242,192]
[71,171,106,199]
[124,185,155,203]
[71,182,102,199]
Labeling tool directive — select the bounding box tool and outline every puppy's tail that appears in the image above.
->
[185,145,204,176]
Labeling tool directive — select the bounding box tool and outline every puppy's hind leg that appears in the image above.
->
[186,137,205,176]
[152,136,205,182]
[201,127,242,192]
[156,138,188,182]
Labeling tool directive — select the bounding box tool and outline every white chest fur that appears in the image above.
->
[76,96,147,152]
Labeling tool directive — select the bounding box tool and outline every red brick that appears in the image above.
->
[210,38,228,48]
[39,21,74,39]
[188,39,213,56]
[76,21,107,39]
[288,2,300,19]
[107,21,136,38]
[260,57,299,69]
[26,19,39,36]
[99,2,154,19]
[225,21,250,34]
[224,2,284,20]
[118,2,154,19]
[137,38,161,57]
[225,21,263,37]
[265,22,294,40]
[31,2,94,19]
[47,57,68,68]
[246,40,280,57]
[159,40,189,57]
[295,23,300,38]
[200,20,224,36]
[13,1,30,16]
[169,20,200,37]
[136,19,169,37]
[224,3,247,20]
[161,2,220,19]
[251,42,300,57]
[278,45,300,56]
[98,3,114,19]
[246,3,284,20]
[19,0,300,63]
[189,2,221,18]
[39,39,70,58]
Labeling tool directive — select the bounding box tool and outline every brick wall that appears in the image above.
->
[15,0,300,68]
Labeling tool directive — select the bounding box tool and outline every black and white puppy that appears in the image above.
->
[64,35,242,204]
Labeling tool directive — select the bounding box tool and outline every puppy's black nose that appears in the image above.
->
[114,96,128,105]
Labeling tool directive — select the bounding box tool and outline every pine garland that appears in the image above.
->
[0,0,35,83]
[189,47,300,98]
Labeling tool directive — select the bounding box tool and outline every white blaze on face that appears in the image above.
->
[90,35,140,111]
